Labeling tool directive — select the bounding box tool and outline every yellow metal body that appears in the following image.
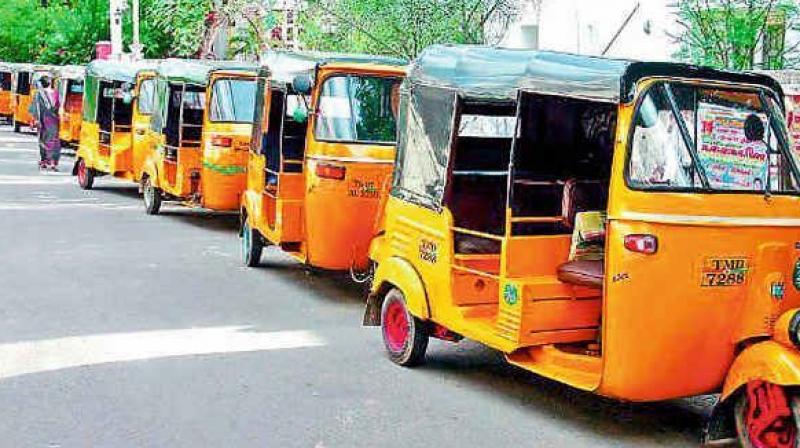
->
[0,71,12,119]
[371,77,800,402]
[142,71,254,210]
[242,63,404,270]
[77,70,156,182]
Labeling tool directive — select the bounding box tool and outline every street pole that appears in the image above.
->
[110,0,125,60]
[131,0,144,60]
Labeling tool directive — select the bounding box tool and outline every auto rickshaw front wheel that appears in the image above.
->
[76,159,94,190]
[735,381,800,448]
[381,288,428,367]
[241,220,263,267]
[142,177,161,215]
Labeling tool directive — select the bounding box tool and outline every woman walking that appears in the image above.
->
[29,76,61,171]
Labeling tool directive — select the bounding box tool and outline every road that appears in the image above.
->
[0,124,711,447]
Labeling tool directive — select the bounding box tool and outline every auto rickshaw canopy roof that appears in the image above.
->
[409,45,784,103]
[155,59,258,86]
[57,65,86,81]
[86,59,157,83]
[259,50,406,84]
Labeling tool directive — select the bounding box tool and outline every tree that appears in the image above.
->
[673,0,800,70]
[299,0,522,60]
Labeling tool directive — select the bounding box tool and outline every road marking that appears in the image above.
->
[0,326,326,380]
[0,203,138,211]
[0,174,74,185]
[0,138,36,144]
[0,146,36,153]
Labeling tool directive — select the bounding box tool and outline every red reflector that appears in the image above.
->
[211,136,232,147]
[315,163,346,180]
[624,234,658,254]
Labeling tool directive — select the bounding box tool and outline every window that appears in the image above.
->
[209,78,256,123]
[16,72,30,95]
[0,72,11,91]
[137,79,155,115]
[314,75,401,145]
[628,82,799,194]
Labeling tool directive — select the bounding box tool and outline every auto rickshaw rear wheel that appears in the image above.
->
[381,288,428,367]
[735,381,800,448]
[77,159,94,190]
[241,220,263,267]
[142,177,161,215]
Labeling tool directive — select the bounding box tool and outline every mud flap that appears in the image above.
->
[701,395,737,445]
[363,291,382,327]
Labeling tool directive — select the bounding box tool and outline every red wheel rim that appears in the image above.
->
[383,300,409,353]
[77,161,86,184]
[744,381,797,448]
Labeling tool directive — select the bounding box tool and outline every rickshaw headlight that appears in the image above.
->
[774,308,800,349]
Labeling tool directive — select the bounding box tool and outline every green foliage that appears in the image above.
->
[145,0,214,58]
[675,0,800,70]
[300,0,521,59]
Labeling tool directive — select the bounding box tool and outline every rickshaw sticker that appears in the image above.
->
[771,282,785,300]
[793,260,800,291]
[503,284,519,306]
[700,257,749,287]
[419,239,438,264]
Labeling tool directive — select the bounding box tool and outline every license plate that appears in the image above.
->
[701,257,749,287]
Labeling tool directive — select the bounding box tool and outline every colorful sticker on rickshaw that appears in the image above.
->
[700,257,749,287]
[696,103,768,190]
[787,95,800,159]
[792,259,800,291]
[503,284,519,306]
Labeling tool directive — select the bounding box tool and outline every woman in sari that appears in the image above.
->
[29,76,61,171]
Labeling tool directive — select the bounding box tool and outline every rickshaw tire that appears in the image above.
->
[734,384,800,448]
[241,220,264,268]
[143,177,161,215]
[77,159,94,190]
[381,288,429,367]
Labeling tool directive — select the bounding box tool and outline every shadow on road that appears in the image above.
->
[418,344,709,445]
[91,184,141,199]
[157,209,241,233]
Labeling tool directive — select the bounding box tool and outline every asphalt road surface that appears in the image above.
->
[0,124,715,447]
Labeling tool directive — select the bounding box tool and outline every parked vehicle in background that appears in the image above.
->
[139,59,258,215]
[55,65,86,149]
[73,60,157,189]
[364,45,800,447]
[11,64,56,133]
[239,51,406,272]
[0,63,13,124]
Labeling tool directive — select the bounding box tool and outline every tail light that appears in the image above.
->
[211,136,232,147]
[624,234,658,254]
[315,163,346,180]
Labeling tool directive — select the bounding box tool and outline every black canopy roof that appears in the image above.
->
[409,45,784,103]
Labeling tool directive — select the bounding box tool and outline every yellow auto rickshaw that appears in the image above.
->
[73,60,157,189]
[364,45,800,446]
[55,65,86,148]
[139,59,258,214]
[239,51,405,271]
[11,64,54,133]
[0,63,13,124]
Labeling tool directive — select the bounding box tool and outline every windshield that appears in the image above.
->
[628,82,799,194]
[314,75,401,145]
[209,78,256,123]
[137,79,155,115]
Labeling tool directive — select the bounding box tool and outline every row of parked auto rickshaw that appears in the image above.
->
[4,47,800,446]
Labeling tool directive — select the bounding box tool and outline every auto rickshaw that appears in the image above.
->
[0,63,13,123]
[12,64,55,133]
[55,65,86,148]
[364,45,800,446]
[139,59,258,214]
[73,60,157,189]
[239,51,405,271]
